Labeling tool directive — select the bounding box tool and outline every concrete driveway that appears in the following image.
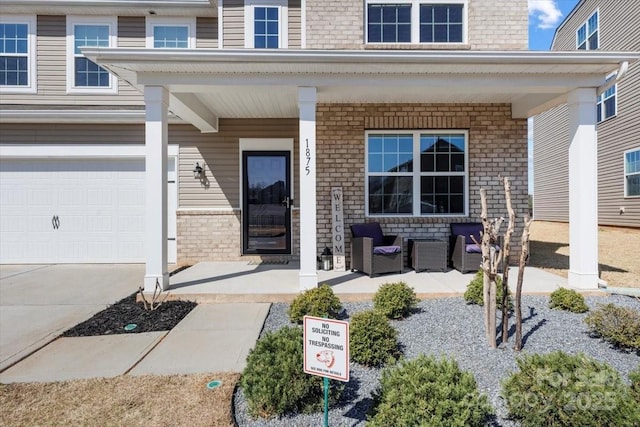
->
[0,264,144,372]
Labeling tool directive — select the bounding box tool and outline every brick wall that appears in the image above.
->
[176,209,300,264]
[305,0,528,50]
[315,103,529,266]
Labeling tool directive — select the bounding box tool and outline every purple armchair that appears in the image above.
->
[350,222,403,277]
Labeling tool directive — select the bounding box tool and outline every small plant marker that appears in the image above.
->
[124,323,137,331]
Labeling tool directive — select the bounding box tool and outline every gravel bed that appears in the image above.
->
[234,294,640,426]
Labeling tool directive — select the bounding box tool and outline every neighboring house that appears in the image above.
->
[0,0,636,290]
[534,0,640,228]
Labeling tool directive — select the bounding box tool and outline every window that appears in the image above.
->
[366,131,467,216]
[597,84,616,122]
[624,149,640,197]
[366,1,466,44]
[244,0,288,49]
[0,16,36,93]
[146,17,195,48]
[66,16,117,94]
[577,10,598,50]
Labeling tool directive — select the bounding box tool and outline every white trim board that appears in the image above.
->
[0,144,179,157]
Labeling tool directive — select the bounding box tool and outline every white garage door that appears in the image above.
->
[0,157,176,264]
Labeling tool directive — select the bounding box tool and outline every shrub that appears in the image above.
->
[368,355,493,427]
[241,326,342,418]
[288,284,342,324]
[349,309,399,367]
[630,365,640,403]
[501,351,639,427]
[548,287,589,313]
[373,281,419,319]
[584,303,640,350]
[463,270,512,310]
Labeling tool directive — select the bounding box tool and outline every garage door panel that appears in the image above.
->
[1,156,176,264]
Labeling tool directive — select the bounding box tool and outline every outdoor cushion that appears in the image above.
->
[465,244,501,254]
[351,222,385,247]
[451,223,483,245]
[373,245,401,255]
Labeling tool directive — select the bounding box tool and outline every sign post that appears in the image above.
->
[303,315,350,427]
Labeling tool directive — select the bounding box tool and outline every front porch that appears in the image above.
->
[164,261,584,303]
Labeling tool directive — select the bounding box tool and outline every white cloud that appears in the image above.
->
[528,0,563,29]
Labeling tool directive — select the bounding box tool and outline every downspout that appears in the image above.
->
[596,61,628,96]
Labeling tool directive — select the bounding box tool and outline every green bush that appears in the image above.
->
[584,303,640,350]
[373,281,419,319]
[548,287,589,313]
[349,309,399,367]
[463,270,512,310]
[630,365,640,403]
[501,351,639,427]
[367,355,493,427]
[288,284,342,324]
[241,326,342,418]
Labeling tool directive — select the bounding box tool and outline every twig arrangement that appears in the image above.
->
[138,278,170,311]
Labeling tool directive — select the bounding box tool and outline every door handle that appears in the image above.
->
[281,196,291,209]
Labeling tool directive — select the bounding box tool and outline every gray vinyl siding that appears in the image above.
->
[118,16,145,47]
[0,15,143,106]
[222,0,244,48]
[534,0,640,227]
[0,123,144,144]
[533,105,569,222]
[178,119,299,209]
[197,17,218,48]
[288,0,301,49]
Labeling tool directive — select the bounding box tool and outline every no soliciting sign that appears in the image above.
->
[303,316,349,382]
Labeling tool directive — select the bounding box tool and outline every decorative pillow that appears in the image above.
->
[450,222,483,245]
[351,222,385,247]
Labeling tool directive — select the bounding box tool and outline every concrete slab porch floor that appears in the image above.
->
[166,262,595,303]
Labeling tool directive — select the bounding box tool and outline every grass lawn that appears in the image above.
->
[529,221,640,288]
[0,373,238,427]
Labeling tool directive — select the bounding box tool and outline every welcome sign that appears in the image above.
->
[331,187,346,271]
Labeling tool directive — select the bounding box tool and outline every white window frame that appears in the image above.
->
[597,83,616,123]
[365,0,468,45]
[576,9,598,50]
[66,15,117,94]
[624,148,640,198]
[365,130,469,217]
[145,16,196,48]
[0,15,37,94]
[244,0,288,48]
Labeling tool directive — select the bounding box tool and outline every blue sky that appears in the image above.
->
[527,1,580,193]
[528,0,580,50]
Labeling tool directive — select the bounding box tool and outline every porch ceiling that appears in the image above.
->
[84,48,640,130]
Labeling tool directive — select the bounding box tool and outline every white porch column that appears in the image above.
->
[143,85,169,292]
[298,87,318,290]
[568,88,599,289]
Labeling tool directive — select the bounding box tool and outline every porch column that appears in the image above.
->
[143,85,169,292]
[567,88,599,289]
[298,87,318,290]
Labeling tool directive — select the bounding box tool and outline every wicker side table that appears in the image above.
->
[409,239,448,272]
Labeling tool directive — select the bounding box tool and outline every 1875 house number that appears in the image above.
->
[305,138,311,175]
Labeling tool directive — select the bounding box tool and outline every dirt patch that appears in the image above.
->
[63,293,197,337]
[0,373,238,427]
[529,221,640,288]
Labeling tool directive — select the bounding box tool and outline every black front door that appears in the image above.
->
[242,151,291,254]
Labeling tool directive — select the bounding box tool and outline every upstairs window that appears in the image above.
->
[0,16,36,93]
[625,149,640,197]
[66,16,117,94]
[244,0,288,49]
[146,17,195,48]
[366,1,467,44]
[597,84,616,122]
[366,131,468,216]
[577,10,598,50]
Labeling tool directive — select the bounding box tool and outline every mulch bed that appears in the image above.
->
[63,293,197,337]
